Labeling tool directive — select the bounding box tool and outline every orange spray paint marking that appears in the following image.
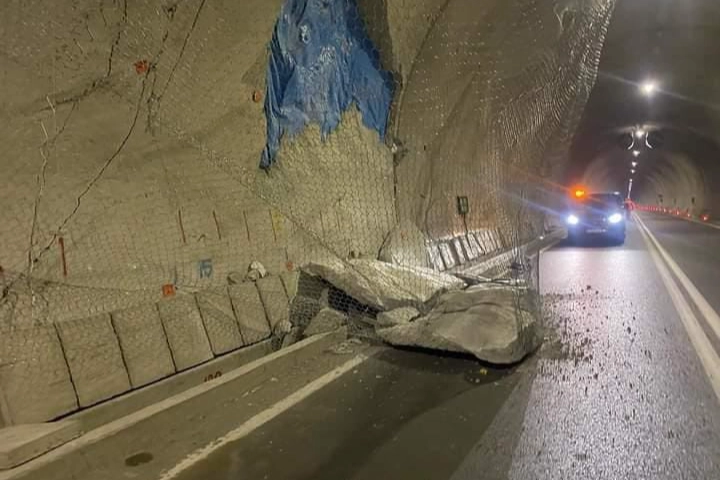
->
[134,60,149,75]
[162,284,176,297]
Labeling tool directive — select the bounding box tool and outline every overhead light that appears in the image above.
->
[632,150,641,157]
[640,81,658,96]
[635,130,646,139]
[632,161,638,167]
[631,169,636,174]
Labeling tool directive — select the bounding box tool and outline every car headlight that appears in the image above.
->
[608,213,623,224]
[566,214,580,225]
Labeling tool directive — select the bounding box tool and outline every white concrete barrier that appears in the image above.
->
[111,303,175,388]
[195,288,245,355]
[228,283,272,345]
[255,276,290,331]
[55,314,131,407]
[157,296,213,372]
[0,323,78,424]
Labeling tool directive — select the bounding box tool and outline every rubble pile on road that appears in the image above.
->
[285,258,541,364]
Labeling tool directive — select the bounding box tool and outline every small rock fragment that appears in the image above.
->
[246,261,268,281]
[304,308,347,337]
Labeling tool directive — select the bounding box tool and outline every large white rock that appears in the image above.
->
[376,307,420,328]
[378,219,430,268]
[376,285,540,364]
[302,258,465,311]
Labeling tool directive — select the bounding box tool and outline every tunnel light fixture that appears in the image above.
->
[632,161,638,167]
[632,150,641,157]
[631,169,636,174]
[635,130,646,139]
[640,81,658,97]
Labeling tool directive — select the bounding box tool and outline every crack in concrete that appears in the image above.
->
[21,76,149,287]
[147,0,208,134]
[106,0,128,78]
[27,100,79,277]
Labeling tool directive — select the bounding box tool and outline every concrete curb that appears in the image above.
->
[0,423,80,471]
[0,329,347,479]
[69,340,274,433]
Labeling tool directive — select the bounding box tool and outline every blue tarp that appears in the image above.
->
[260,0,394,169]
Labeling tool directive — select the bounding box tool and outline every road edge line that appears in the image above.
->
[634,214,720,403]
[157,353,368,480]
[634,214,720,341]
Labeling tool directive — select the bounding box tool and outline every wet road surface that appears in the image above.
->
[173,213,720,480]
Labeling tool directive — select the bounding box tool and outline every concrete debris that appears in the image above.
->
[376,285,540,364]
[302,258,465,311]
[281,327,302,348]
[304,308,347,337]
[246,261,268,281]
[379,219,430,269]
[328,343,354,355]
[452,273,491,286]
[376,307,420,328]
[273,319,292,336]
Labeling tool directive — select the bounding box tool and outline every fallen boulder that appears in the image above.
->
[302,258,465,311]
[304,308,347,337]
[376,307,420,328]
[376,284,540,364]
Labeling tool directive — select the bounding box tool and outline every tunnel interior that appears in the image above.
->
[567,0,720,215]
[2,0,719,428]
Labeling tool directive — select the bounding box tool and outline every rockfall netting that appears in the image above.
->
[0,0,614,424]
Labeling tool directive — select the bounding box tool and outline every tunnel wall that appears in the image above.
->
[0,0,614,423]
[392,0,614,242]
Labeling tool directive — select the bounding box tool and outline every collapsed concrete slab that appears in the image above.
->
[376,285,540,364]
[376,307,420,328]
[302,258,465,311]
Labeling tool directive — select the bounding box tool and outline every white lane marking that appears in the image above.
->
[158,354,368,480]
[635,214,720,341]
[635,215,720,402]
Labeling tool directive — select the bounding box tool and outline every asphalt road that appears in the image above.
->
[172,213,720,480]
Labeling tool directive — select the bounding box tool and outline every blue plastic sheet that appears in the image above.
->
[260,0,394,169]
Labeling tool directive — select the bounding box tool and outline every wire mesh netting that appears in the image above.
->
[0,0,614,425]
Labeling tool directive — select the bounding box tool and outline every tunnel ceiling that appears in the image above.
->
[569,0,720,210]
